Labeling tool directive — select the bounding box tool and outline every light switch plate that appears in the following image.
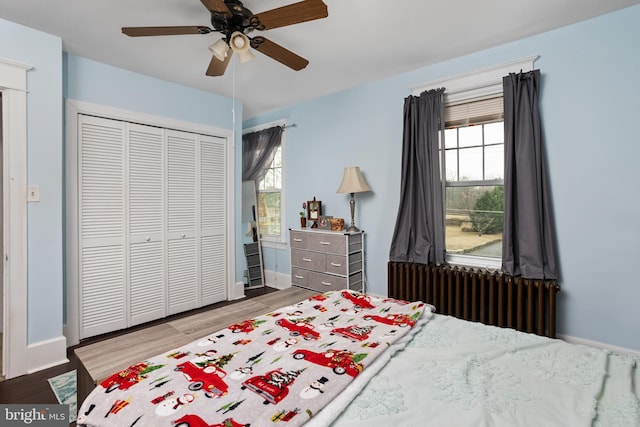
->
[27,185,40,202]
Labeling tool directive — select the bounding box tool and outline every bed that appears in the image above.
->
[77,289,640,427]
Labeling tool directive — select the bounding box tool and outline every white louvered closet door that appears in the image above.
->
[78,115,127,338]
[200,135,227,305]
[128,124,166,325]
[166,130,198,314]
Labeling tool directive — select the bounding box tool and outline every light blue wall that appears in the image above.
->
[1,18,63,344]
[245,5,640,351]
[65,54,235,128]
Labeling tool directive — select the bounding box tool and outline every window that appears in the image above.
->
[411,56,537,267]
[257,143,285,242]
[443,110,504,260]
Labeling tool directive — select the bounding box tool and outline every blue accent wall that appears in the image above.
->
[245,5,640,351]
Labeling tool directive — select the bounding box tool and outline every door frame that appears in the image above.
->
[1,57,31,379]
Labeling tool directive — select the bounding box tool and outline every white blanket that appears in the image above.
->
[331,314,640,427]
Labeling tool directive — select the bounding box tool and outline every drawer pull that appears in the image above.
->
[302,258,312,262]
[321,281,332,286]
[295,274,304,279]
[320,241,331,245]
[330,262,342,267]
[293,238,303,242]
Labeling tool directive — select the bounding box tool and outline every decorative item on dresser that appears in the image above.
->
[336,166,371,232]
[289,228,364,292]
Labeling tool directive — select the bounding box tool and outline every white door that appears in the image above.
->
[78,115,127,338]
[128,123,166,325]
[166,129,198,314]
[200,135,227,305]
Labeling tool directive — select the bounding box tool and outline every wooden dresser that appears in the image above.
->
[289,228,364,292]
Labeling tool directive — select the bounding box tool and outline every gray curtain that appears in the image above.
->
[389,88,446,264]
[502,70,559,280]
[242,126,283,182]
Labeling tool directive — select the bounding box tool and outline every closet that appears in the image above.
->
[75,114,227,339]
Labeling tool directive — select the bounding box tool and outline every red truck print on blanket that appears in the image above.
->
[175,356,229,398]
[292,349,364,377]
[363,313,418,328]
[330,324,376,342]
[241,368,305,404]
[340,290,375,309]
[228,318,266,333]
[275,318,320,340]
[100,362,164,393]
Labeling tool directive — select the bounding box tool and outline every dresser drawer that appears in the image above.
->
[291,267,310,287]
[308,271,347,292]
[291,248,325,271]
[326,252,363,276]
[307,233,346,255]
[290,231,308,250]
[307,271,364,292]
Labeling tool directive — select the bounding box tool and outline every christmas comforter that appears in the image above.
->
[77,289,429,427]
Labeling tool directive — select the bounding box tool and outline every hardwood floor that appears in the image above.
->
[0,286,308,424]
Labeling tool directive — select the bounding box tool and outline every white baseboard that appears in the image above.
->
[27,335,69,374]
[230,281,247,300]
[264,269,291,290]
[557,334,640,357]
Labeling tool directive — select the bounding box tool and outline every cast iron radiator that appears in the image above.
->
[388,261,560,338]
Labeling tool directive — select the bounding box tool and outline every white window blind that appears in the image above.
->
[445,96,503,127]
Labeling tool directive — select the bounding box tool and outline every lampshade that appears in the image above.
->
[230,32,255,63]
[336,166,371,194]
[209,38,229,61]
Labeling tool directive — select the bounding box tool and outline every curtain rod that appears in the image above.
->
[281,123,297,130]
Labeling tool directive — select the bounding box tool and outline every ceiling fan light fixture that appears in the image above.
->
[229,31,254,62]
[209,38,229,61]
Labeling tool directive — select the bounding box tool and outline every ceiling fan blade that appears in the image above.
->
[254,0,328,30]
[200,0,232,16]
[251,36,309,71]
[206,50,233,76]
[122,26,213,37]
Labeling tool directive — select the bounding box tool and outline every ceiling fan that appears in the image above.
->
[122,0,328,77]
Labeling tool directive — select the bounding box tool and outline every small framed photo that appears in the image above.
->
[307,199,322,220]
[318,215,333,230]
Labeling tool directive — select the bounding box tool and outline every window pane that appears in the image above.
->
[445,185,503,258]
[458,125,482,148]
[484,122,503,144]
[272,147,282,168]
[258,192,281,236]
[485,144,503,180]
[445,149,458,182]
[458,147,483,181]
[260,169,274,190]
[444,128,457,149]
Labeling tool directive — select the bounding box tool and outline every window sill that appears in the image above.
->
[446,254,501,271]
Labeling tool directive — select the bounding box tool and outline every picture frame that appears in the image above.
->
[307,198,322,221]
[318,215,333,230]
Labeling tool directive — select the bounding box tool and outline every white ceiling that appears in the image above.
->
[2,0,639,119]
